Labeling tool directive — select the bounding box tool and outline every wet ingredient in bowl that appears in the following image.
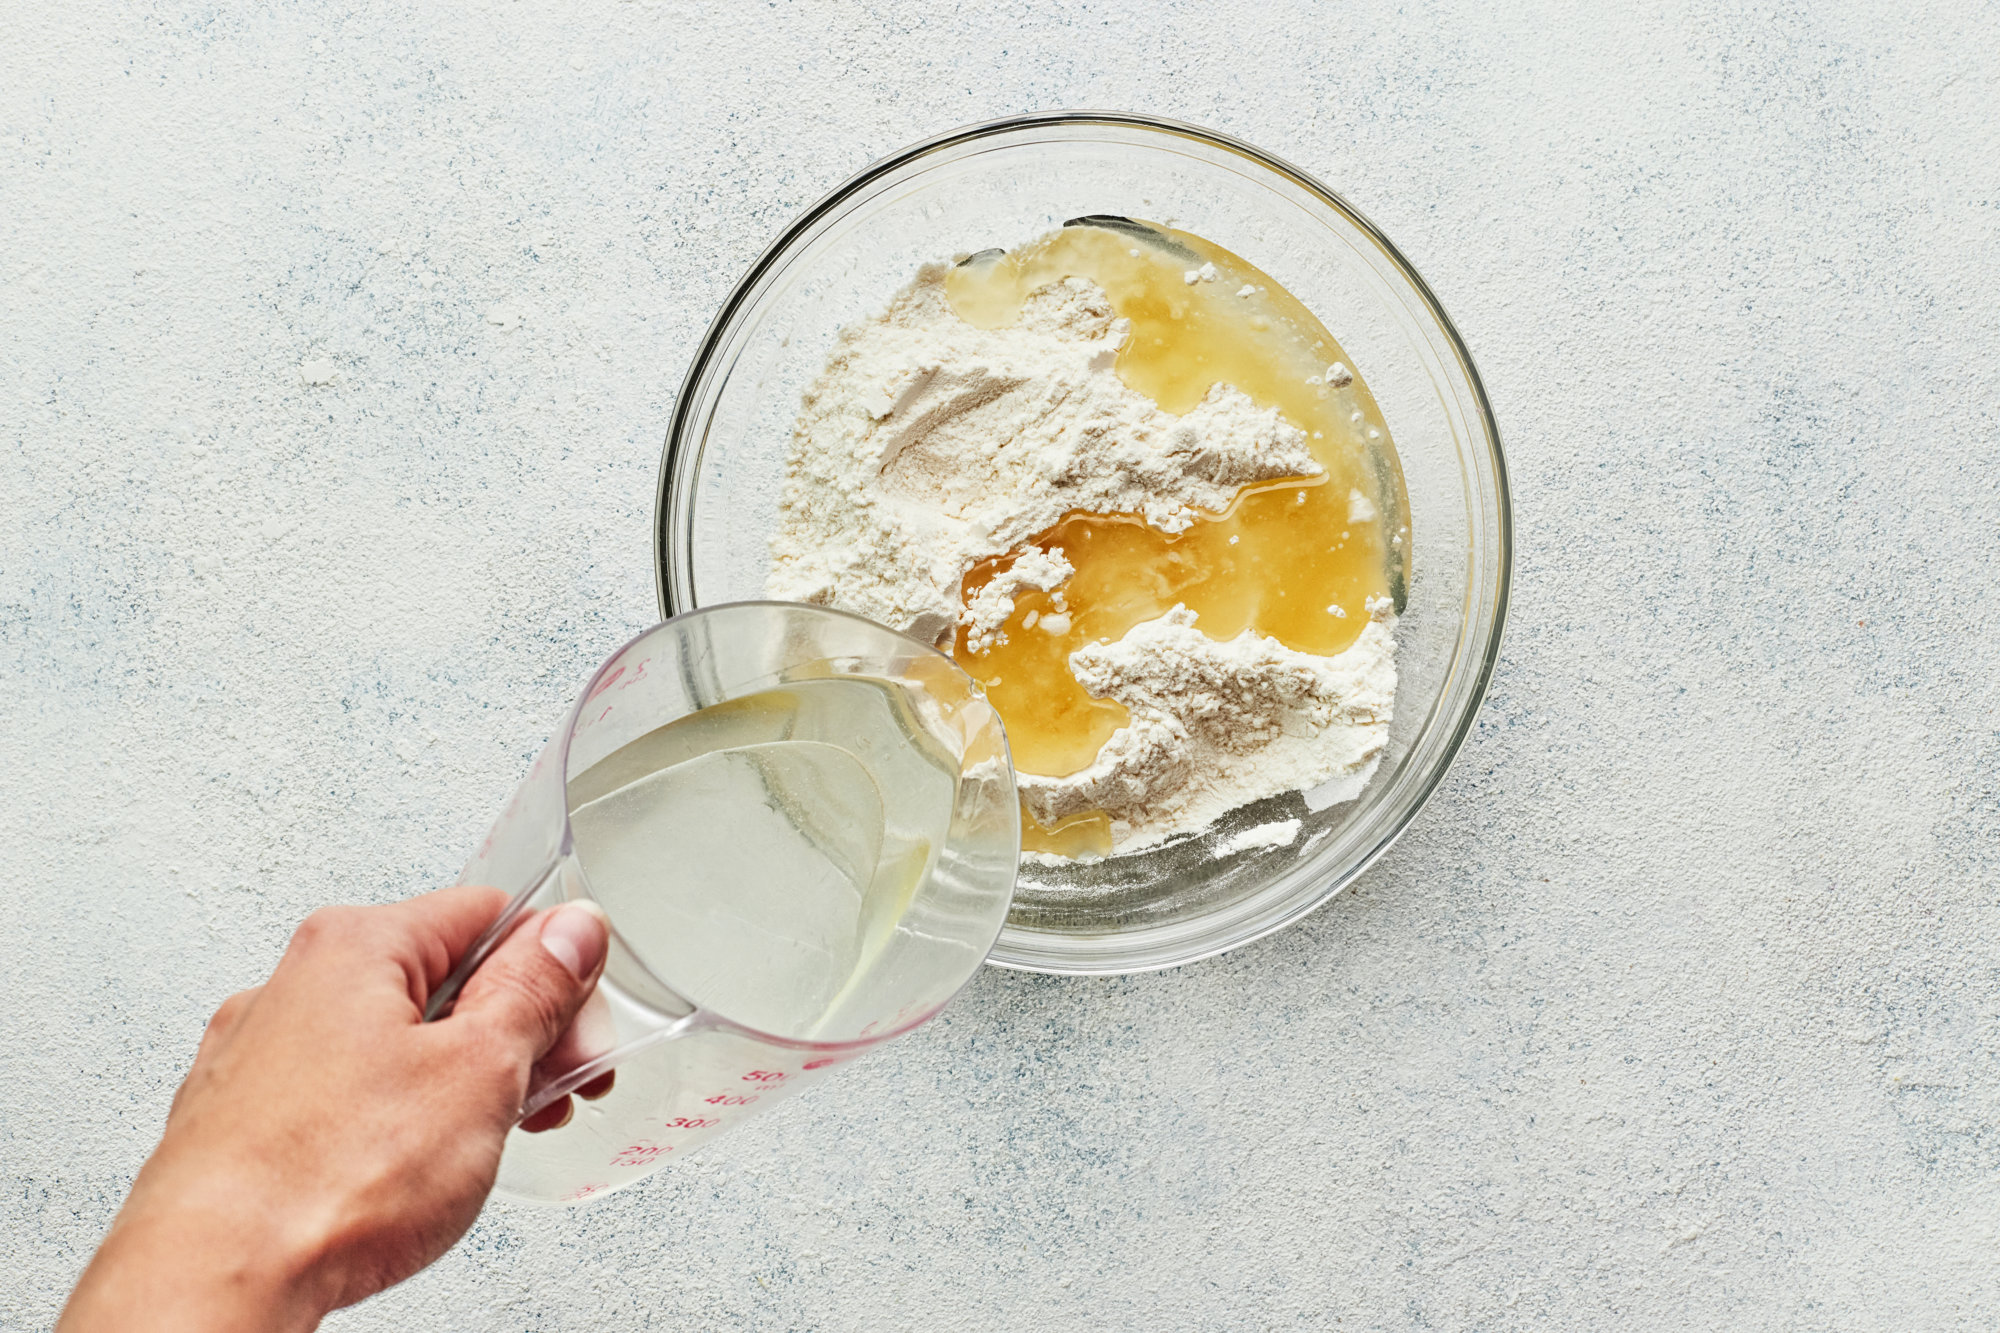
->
[767,222,1408,858]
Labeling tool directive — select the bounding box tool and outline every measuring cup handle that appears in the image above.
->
[518,1011,698,1121]
[422,865,557,1023]
[423,868,701,1124]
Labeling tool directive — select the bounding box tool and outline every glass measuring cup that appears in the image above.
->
[425,601,1018,1204]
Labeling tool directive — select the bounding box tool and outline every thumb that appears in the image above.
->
[449,901,610,1067]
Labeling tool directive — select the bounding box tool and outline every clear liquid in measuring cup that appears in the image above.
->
[564,675,960,1041]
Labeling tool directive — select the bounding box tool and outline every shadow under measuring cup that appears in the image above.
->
[426,601,1019,1204]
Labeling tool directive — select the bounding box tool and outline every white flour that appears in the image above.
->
[767,267,1318,644]
[1212,817,1303,858]
[1020,601,1394,848]
[961,545,1072,656]
[768,263,1396,852]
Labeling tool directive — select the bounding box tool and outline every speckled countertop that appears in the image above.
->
[4,3,1997,1329]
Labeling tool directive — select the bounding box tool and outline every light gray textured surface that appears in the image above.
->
[4,2,1998,1328]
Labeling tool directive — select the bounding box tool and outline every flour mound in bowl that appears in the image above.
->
[766,258,1396,856]
[1015,600,1395,845]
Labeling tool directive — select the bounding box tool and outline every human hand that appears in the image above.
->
[59,886,609,1333]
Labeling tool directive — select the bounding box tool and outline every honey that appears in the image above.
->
[942,223,1409,855]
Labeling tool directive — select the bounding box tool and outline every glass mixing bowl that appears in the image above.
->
[655,111,1510,975]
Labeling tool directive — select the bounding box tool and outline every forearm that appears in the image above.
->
[60,1190,327,1333]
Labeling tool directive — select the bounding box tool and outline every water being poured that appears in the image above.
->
[564,677,960,1041]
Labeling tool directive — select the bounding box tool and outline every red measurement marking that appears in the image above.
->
[586,666,626,701]
[801,1056,852,1071]
[562,1182,609,1202]
[705,1094,759,1106]
[742,1070,788,1083]
[663,1116,719,1130]
[609,1141,671,1168]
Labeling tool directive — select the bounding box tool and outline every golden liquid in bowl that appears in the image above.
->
[943,222,1408,857]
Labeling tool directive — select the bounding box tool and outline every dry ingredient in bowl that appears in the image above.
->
[768,222,1407,859]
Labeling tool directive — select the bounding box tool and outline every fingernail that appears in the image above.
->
[539,901,609,980]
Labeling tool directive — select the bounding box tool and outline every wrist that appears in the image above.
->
[62,1168,331,1333]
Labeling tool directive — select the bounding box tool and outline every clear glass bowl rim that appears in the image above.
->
[654,109,1512,975]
